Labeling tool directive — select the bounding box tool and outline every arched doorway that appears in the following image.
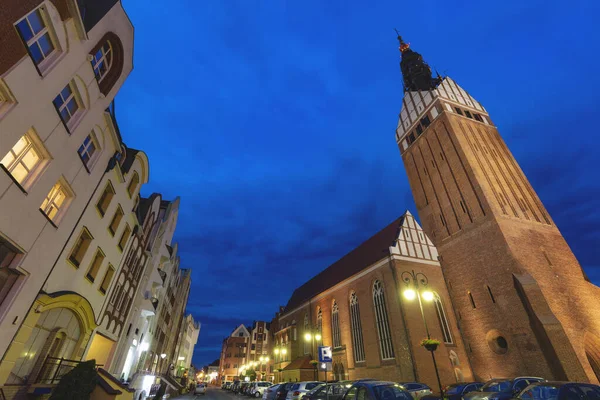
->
[585,333,600,383]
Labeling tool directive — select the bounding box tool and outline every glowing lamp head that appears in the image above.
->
[259,356,264,362]
[160,353,167,359]
[282,348,287,355]
[274,348,280,355]
[265,357,269,362]
[315,334,322,341]
[403,288,416,301]
[304,333,312,341]
[422,291,435,302]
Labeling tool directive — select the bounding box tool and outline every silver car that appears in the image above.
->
[286,382,324,400]
[397,383,432,400]
[263,384,281,400]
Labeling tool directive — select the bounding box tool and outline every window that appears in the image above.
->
[118,224,131,251]
[40,178,72,224]
[468,291,476,309]
[69,229,93,267]
[53,82,81,128]
[332,301,341,349]
[487,285,496,303]
[108,205,124,236]
[96,181,115,217]
[464,110,473,119]
[0,132,46,188]
[78,133,99,169]
[407,132,416,144]
[434,293,453,344]
[86,248,105,282]
[373,280,395,359]
[454,107,463,115]
[99,264,114,294]
[127,172,139,197]
[15,7,56,68]
[416,124,423,135]
[421,115,431,127]
[474,113,483,122]
[0,237,23,305]
[316,307,322,342]
[304,313,310,354]
[91,42,112,82]
[349,292,365,362]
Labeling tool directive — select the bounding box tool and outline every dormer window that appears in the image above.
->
[91,42,112,82]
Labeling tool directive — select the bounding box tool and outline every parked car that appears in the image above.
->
[304,381,354,400]
[517,381,600,400]
[397,383,432,400]
[343,381,412,400]
[286,382,324,400]
[463,377,545,400]
[421,382,482,400]
[232,381,242,394]
[277,382,296,400]
[252,382,273,397]
[195,383,207,395]
[263,384,281,400]
[301,384,326,400]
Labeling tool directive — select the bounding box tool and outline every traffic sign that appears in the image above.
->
[318,346,332,363]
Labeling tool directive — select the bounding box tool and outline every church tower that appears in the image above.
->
[395,35,600,383]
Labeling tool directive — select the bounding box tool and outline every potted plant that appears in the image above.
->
[420,338,441,351]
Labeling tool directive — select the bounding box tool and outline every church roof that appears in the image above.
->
[284,215,406,312]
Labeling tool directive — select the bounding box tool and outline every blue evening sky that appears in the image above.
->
[116,0,600,368]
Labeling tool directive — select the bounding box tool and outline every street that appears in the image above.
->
[173,387,236,400]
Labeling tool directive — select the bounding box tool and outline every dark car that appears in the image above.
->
[304,381,354,400]
[463,378,545,400]
[421,382,483,400]
[343,381,412,400]
[397,383,432,399]
[277,383,296,400]
[517,382,600,400]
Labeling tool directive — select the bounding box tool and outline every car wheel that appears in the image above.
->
[256,393,261,398]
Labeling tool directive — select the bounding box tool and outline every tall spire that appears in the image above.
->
[395,31,442,92]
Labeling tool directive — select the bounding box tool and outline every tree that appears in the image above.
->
[50,360,97,400]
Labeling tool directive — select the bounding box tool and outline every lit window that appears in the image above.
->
[40,178,72,223]
[434,293,453,344]
[303,313,309,355]
[127,172,139,197]
[91,42,112,82]
[69,229,93,268]
[332,301,341,349]
[0,133,45,188]
[316,307,322,342]
[15,7,56,68]
[78,133,99,169]
[108,205,124,236]
[53,82,81,128]
[118,224,131,251]
[86,248,105,282]
[96,181,115,217]
[349,292,365,362]
[373,280,395,359]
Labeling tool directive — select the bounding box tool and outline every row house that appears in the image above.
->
[174,314,201,378]
[219,324,250,383]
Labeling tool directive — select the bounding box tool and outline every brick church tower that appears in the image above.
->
[394,35,600,383]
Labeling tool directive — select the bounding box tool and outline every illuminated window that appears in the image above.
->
[0,132,46,188]
[91,42,112,82]
[99,264,114,294]
[53,82,81,129]
[108,205,124,236]
[332,301,341,349]
[303,314,309,355]
[118,224,131,251]
[40,178,72,223]
[316,307,322,342]
[78,133,99,169]
[373,280,395,359]
[349,292,365,362]
[15,7,56,68]
[127,172,139,197]
[96,181,115,217]
[86,248,105,282]
[434,293,453,344]
[69,229,93,267]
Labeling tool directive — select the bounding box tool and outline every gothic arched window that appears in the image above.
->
[304,313,309,355]
[349,292,365,362]
[332,300,341,349]
[373,280,395,359]
[316,307,322,344]
[434,293,453,344]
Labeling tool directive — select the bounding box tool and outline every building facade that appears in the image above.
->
[245,321,272,381]
[175,314,200,377]
[219,324,250,383]
[273,212,472,387]
[394,36,600,383]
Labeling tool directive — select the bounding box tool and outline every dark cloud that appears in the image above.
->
[116,0,600,367]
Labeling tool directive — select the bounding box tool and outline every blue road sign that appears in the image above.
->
[318,346,332,363]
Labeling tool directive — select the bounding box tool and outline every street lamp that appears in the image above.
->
[401,270,443,399]
[304,331,322,380]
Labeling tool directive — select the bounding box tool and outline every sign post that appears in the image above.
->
[318,346,332,400]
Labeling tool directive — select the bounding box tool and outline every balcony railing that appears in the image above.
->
[36,357,102,385]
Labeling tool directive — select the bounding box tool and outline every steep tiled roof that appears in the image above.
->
[283,355,315,370]
[284,215,405,312]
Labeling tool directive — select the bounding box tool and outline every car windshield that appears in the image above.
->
[374,385,413,400]
[445,384,463,395]
[482,381,511,392]
[292,384,300,390]
[308,385,326,395]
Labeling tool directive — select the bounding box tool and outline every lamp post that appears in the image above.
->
[273,347,287,382]
[303,332,322,380]
[401,270,444,399]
